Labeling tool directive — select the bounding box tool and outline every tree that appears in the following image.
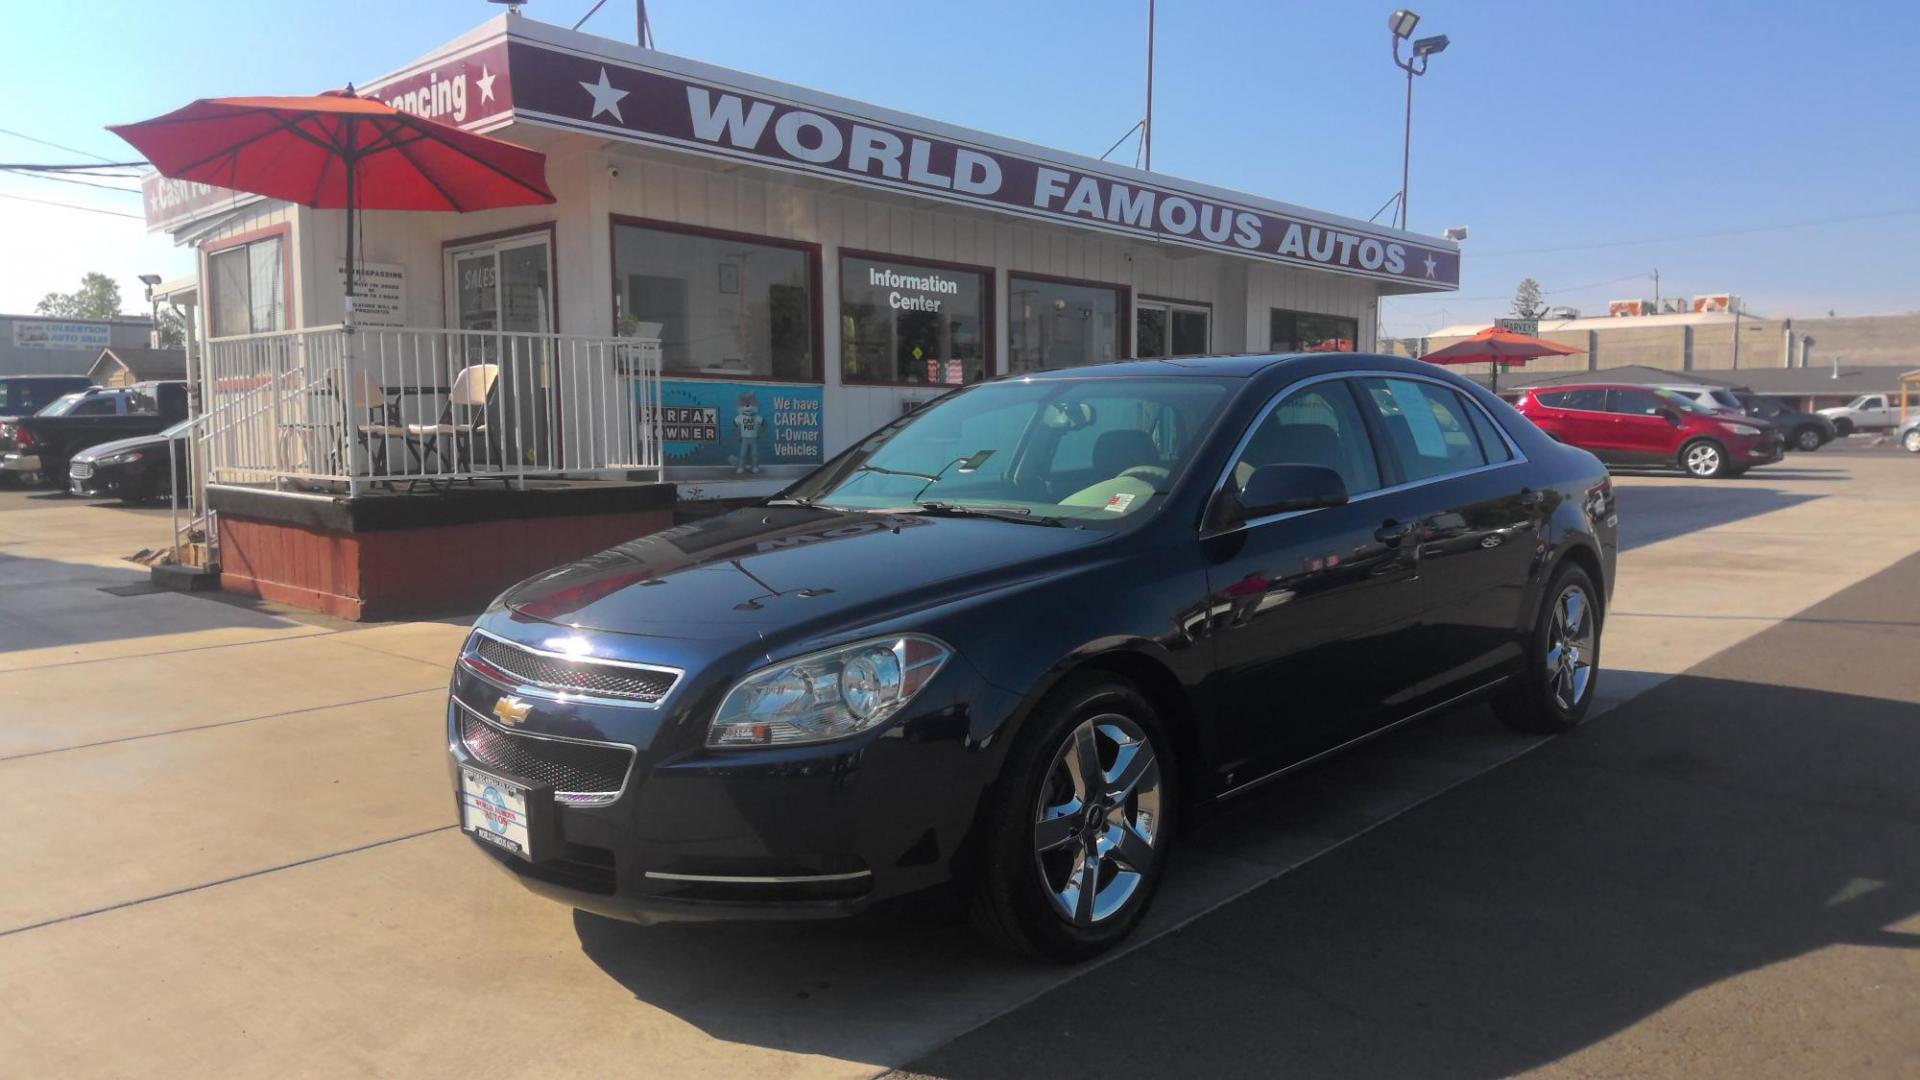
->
[154,308,185,350]
[1511,277,1546,320]
[35,272,124,319]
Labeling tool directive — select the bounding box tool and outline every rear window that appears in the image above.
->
[1535,387,1606,411]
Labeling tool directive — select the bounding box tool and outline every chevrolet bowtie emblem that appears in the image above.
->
[492,696,533,726]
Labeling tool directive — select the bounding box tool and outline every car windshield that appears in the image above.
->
[35,393,87,417]
[784,376,1232,525]
[1651,389,1716,415]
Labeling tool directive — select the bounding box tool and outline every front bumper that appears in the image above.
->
[444,647,1013,925]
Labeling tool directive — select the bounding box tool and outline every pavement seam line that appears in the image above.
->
[0,825,459,939]
[0,687,445,763]
[319,632,466,672]
[0,625,344,673]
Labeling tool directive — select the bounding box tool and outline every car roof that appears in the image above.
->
[1006,352,1441,381]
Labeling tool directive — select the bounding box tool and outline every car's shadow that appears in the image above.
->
[570,657,1920,1073]
[1613,482,1823,550]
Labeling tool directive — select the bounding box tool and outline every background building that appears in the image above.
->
[0,313,156,377]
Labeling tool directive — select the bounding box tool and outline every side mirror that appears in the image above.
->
[1661,408,1685,425]
[1236,464,1349,521]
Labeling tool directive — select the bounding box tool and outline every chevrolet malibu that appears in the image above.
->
[447,352,1617,961]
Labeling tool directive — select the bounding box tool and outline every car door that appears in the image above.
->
[1200,378,1423,781]
[1606,387,1682,463]
[1547,387,1614,457]
[1353,376,1541,704]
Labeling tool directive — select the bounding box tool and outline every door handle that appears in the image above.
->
[1375,519,1414,545]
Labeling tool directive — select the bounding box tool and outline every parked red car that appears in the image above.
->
[1513,384,1784,479]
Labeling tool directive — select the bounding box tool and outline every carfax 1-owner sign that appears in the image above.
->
[649,381,824,471]
[506,43,1459,289]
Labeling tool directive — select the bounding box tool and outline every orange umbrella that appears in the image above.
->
[1420,326,1585,390]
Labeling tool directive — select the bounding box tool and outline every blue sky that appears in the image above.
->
[3,0,1915,335]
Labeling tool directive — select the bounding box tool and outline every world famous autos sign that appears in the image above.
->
[501,35,1459,290]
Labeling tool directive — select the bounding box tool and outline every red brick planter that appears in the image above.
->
[208,482,676,621]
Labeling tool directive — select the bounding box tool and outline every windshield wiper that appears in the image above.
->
[848,463,944,483]
[912,500,1065,527]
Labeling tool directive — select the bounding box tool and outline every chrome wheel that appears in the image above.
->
[1545,584,1596,711]
[1904,430,1920,454]
[1796,428,1823,452]
[1684,442,1722,477]
[1032,714,1163,926]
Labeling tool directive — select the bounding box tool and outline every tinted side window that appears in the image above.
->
[1532,390,1569,408]
[1358,377,1489,483]
[1606,388,1665,416]
[1233,381,1381,496]
[1464,396,1514,464]
[1558,387,1608,411]
[70,396,119,417]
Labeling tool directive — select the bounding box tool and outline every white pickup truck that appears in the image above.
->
[1817,394,1899,435]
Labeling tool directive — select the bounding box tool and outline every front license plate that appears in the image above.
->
[460,766,540,861]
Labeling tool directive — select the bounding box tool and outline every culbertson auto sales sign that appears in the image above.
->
[359,22,1458,291]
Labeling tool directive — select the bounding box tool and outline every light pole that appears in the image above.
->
[139,273,163,348]
[1389,10,1448,231]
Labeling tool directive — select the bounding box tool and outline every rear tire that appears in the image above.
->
[1680,439,1730,479]
[1794,426,1824,452]
[967,673,1175,963]
[1493,563,1602,734]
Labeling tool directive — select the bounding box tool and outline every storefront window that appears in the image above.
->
[613,221,817,381]
[1008,274,1124,373]
[840,254,989,386]
[208,236,284,338]
[1270,308,1358,353]
[1137,300,1210,358]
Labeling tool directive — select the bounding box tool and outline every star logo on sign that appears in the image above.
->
[580,67,629,123]
[1423,253,1438,279]
[475,66,497,104]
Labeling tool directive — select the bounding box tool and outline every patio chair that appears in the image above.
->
[405,362,499,482]
[335,368,406,481]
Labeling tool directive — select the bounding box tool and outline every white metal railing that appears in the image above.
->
[200,324,664,496]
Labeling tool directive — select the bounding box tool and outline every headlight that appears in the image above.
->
[1721,423,1761,436]
[99,450,145,465]
[707,634,951,748]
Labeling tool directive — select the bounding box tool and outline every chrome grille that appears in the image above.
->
[69,461,93,479]
[469,633,678,704]
[458,706,634,805]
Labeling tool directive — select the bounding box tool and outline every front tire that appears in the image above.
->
[1832,417,1854,437]
[1794,426,1824,452]
[1903,429,1920,454]
[1494,563,1601,734]
[1680,439,1730,479]
[968,674,1175,962]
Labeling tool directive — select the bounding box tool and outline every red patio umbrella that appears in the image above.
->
[109,89,555,301]
[1420,325,1585,391]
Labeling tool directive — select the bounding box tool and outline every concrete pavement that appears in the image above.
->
[2,449,1918,1077]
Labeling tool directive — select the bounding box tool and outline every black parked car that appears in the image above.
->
[2,381,187,486]
[1732,392,1834,452]
[68,419,191,503]
[446,353,1618,960]
[0,375,97,485]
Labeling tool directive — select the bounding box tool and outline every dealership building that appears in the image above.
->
[144,12,1460,617]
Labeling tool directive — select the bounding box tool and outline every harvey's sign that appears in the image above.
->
[506,42,1459,289]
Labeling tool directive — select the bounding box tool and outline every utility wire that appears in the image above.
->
[1474,208,1920,257]
[0,126,123,165]
[0,191,144,219]
[572,0,611,30]
[0,168,142,194]
[1098,119,1145,163]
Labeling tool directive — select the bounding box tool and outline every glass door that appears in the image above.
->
[1136,300,1210,358]
[446,233,555,468]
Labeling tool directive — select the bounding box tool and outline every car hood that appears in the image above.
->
[73,431,171,462]
[502,505,1110,639]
